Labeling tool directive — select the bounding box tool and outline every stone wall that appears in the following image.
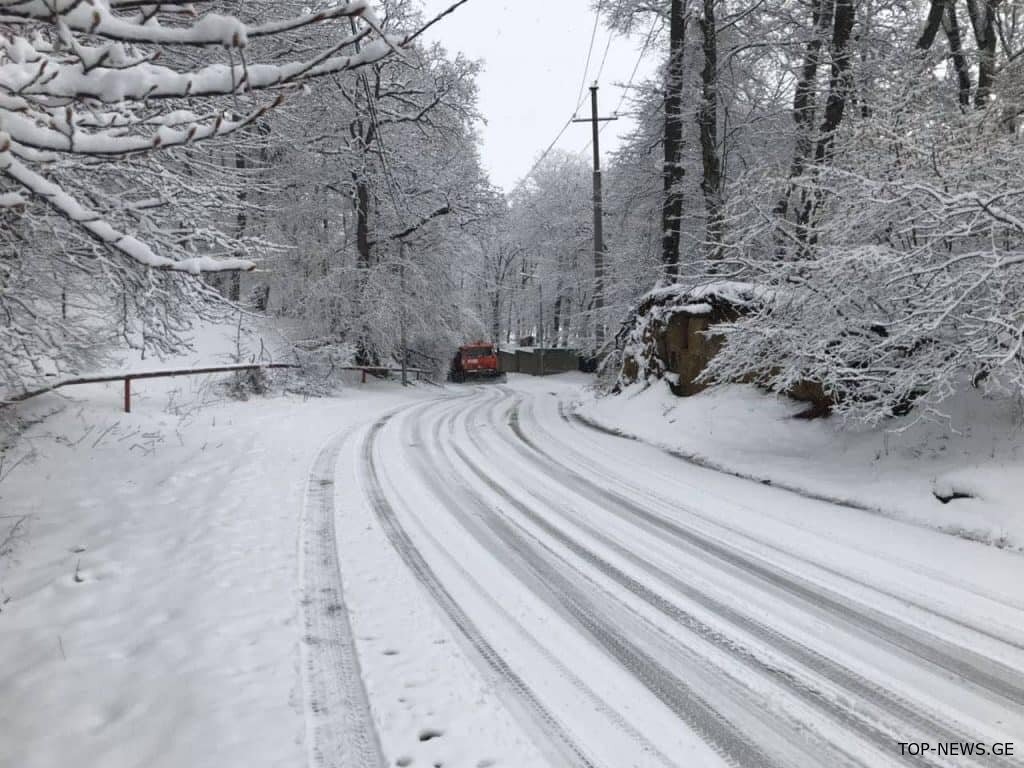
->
[657,312,729,396]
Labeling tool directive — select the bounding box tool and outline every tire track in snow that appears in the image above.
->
[300,428,386,768]
[422,393,803,768]
[486,392,1024,766]
[453,394,992,768]
[359,407,600,768]
[507,395,1024,711]
[559,399,1024,643]
[400,395,683,768]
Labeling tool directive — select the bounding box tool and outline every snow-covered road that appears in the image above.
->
[329,379,1024,768]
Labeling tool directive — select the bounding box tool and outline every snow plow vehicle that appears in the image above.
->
[449,342,504,383]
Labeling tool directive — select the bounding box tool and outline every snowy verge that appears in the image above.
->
[0,320,437,768]
[574,380,1024,551]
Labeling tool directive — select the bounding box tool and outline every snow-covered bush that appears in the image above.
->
[591,0,1024,425]
[704,103,1024,423]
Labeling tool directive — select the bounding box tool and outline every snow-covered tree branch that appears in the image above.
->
[0,0,412,391]
[0,0,397,272]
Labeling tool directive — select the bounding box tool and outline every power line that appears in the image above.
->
[513,1,606,193]
[515,118,574,193]
[614,15,660,116]
[572,1,605,116]
[579,14,659,156]
[592,27,616,87]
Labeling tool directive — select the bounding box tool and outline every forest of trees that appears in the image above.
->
[0,0,491,387]
[498,0,1024,423]
[1,0,1022,423]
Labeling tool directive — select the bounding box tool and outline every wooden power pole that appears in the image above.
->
[573,84,616,349]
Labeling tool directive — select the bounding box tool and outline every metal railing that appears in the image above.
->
[3,363,437,413]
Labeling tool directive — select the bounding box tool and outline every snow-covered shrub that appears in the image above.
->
[704,104,1024,424]
[278,342,357,398]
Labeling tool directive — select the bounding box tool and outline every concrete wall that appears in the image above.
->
[513,348,580,376]
[498,350,518,373]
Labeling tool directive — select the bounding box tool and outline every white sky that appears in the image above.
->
[418,0,659,192]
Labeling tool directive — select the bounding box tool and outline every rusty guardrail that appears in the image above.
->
[2,363,435,413]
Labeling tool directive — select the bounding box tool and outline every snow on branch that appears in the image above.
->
[0,189,24,207]
[0,0,476,392]
[0,1,379,47]
[0,0,408,277]
[0,34,395,102]
[0,135,254,273]
[698,107,1024,424]
[4,96,280,155]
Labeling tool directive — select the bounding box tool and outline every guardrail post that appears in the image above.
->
[123,377,131,413]
[361,368,367,384]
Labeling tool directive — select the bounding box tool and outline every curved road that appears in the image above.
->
[334,383,1024,768]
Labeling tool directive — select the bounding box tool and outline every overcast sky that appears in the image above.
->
[418,0,659,192]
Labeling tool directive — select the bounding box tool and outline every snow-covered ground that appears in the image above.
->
[344,374,1024,767]
[0,322,442,768]
[4,357,1024,768]
[576,379,1024,550]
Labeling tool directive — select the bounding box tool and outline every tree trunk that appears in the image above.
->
[492,288,501,342]
[966,0,997,108]
[231,148,246,302]
[698,0,724,260]
[943,2,973,109]
[775,0,834,221]
[354,175,372,270]
[321,216,330,277]
[813,0,856,165]
[917,0,947,49]
[352,173,375,365]
[561,296,572,346]
[552,284,563,347]
[661,0,688,280]
[917,0,974,109]
[795,0,855,245]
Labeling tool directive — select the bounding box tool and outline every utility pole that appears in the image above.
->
[573,83,616,350]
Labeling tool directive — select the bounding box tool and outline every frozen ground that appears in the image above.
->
[576,379,1024,550]
[3,357,1023,768]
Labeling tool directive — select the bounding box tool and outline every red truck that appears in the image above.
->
[449,342,502,383]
